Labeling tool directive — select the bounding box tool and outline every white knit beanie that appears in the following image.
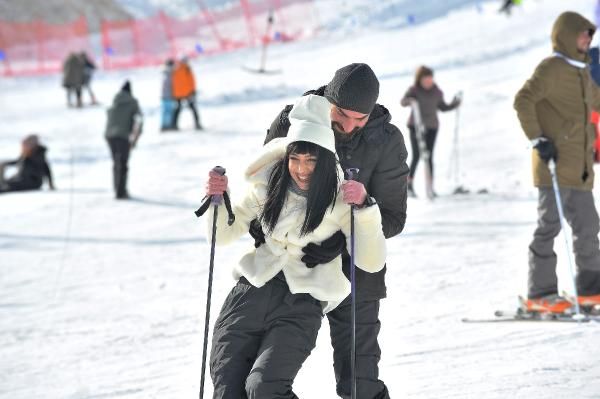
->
[287,95,336,154]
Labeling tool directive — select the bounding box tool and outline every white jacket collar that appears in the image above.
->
[553,51,587,69]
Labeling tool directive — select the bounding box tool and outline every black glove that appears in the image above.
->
[249,218,266,248]
[301,230,346,268]
[533,137,557,163]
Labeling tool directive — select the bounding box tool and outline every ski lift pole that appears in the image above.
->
[259,10,274,73]
[547,159,583,319]
[346,167,360,399]
[449,91,463,190]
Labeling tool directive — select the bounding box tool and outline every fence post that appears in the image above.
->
[35,19,45,74]
[239,0,258,47]
[158,11,177,60]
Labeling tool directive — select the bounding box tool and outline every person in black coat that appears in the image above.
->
[258,63,409,399]
[0,134,54,194]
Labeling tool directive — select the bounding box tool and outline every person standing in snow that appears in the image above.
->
[588,47,600,162]
[160,58,176,132]
[0,134,54,194]
[514,11,600,313]
[62,52,85,108]
[80,51,98,105]
[258,63,408,399]
[104,80,143,200]
[172,56,202,130]
[400,65,461,197]
[204,95,387,398]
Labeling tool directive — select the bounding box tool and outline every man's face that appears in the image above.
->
[330,105,370,135]
[576,29,594,53]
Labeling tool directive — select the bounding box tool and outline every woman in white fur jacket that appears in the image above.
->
[204,95,386,399]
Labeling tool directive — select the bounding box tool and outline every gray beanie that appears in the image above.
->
[324,63,380,114]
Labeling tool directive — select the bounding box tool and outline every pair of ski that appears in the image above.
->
[462,296,600,323]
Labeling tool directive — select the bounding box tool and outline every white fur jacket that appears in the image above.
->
[207,139,387,313]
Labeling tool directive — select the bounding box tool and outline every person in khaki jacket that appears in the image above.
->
[514,11,600,313]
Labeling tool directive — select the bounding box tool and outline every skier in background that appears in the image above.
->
[259,63,408,399]
[514,11,600,313]
[0,134,54,194]
[104,81,143,199]
[588,46,600,162]
[400,65,461,198]
[80,51,98,105]
[172,56,202,130]
[160,58,176,132]
[62,52,85,108]
[499,0,522,15]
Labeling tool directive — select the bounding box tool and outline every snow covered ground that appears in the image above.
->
[2,0,600,398]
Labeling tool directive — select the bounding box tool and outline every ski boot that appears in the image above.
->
[520,294,573,315]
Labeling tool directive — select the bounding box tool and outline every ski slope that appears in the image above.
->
[2,1,600,398]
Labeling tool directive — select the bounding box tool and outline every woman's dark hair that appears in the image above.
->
[260,141,339,236]
[414,65,434,87]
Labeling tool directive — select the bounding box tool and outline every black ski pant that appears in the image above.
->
[210,274,323,399]
[327,298,390,399]
[106,138,130,198]
[173,96,201,129]
[408,125,438,180]
[0,178,41,194]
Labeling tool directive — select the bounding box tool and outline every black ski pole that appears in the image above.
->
[346,167,359,399]
[197,166,226,399]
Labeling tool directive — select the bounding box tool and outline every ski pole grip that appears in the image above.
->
[345,168,359,181]
[212,166,226,205]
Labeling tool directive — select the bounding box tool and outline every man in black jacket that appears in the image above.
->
[105,81,143,199]
[262,63,409,399]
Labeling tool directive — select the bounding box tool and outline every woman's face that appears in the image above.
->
[288,152,317,191]
[420,75,434,90]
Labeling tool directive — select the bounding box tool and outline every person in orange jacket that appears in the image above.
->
[171,56,202,130]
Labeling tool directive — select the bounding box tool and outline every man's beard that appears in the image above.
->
[331,122,362,141]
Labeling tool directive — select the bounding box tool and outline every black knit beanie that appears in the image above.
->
[121,80,131,94]
[324,63,379,114]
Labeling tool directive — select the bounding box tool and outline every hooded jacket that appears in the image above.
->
[105,90,142,140]
[208,96,387,312]
[514,11,600,190]
[265,86,409,301]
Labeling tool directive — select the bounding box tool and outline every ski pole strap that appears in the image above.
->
[194,191,235,226]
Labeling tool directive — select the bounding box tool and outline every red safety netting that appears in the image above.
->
[0,16,92,76]
[101,0,317,70]
[0,0,316,75]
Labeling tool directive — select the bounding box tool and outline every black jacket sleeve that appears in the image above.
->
[369,124,409,238]
[265,104,293,144]
[437,89,459,112]
[44,160,54,188]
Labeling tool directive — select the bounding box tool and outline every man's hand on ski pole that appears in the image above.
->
[532,136,557,164]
